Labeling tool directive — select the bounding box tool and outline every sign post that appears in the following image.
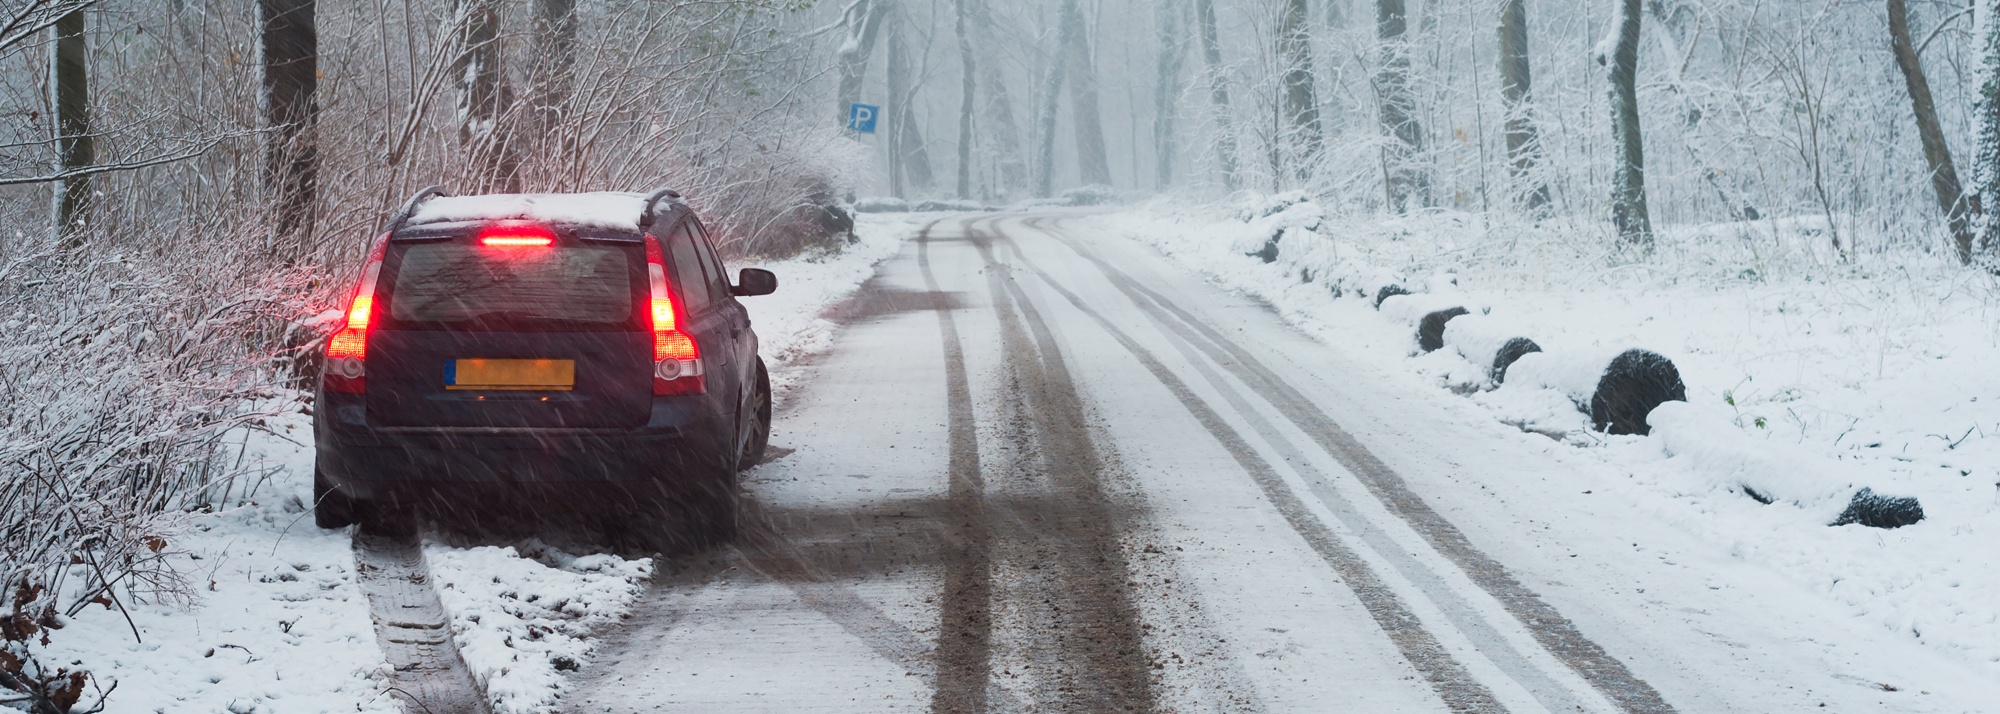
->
[846,103,879,134]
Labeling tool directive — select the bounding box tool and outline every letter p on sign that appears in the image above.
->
[847,103,879,134]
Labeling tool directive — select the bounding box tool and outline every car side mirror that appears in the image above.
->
[732,268,777,297]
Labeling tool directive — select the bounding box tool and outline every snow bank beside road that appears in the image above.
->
[1084,197,2000,675]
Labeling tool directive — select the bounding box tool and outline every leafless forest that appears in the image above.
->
[1,0,1997,702]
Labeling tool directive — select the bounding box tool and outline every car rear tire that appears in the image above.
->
[314,467,357,529]
[738,358,773,471]
[680,464,741,547]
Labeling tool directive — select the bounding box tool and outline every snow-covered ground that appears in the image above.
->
[44,198,1995,709]
[30,409,397,714]
[1082,196,2000,677]
[28,214,926,713]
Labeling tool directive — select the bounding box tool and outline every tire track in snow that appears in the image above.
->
[1031,218,1675,714]
[965,228,1156,713]
[354,530,492,714]
[987,225,1506,713]
[918,222,998,714]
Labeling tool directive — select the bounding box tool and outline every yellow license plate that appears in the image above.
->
[445,359,574,391]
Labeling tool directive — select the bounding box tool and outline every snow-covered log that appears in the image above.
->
[1649,403,1924,529]
[1592,349,1686,435]
[1373,284,1409,308]
[1505,347,1684,435]
[1441,313,1541,384]
[1417,307,1469,353]
[1831,488,1925,529]
[1491,338,1543,384]
[1377,293,1465,325]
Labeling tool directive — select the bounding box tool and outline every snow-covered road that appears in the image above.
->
[560,215,1999,713]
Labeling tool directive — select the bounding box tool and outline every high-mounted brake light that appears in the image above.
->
[644,235,704,396]
[323,234,388,394]
[477,222,556,248]
[479,235,553,247]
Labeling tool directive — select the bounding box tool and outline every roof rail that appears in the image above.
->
[386,185,449,231]
[637,188,683,228]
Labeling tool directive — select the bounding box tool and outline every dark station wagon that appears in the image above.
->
[312,188,776,544]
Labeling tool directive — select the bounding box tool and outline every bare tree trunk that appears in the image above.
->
[1604,0,1651,245]
[886,8,934,196]
[1890,0,1977,264]
[1376,0,1429,211]
[954,0,976,198]
[1278,0,1321,182]
[1193,0,1239,189]
[1497,0,1548,213]
[1977,0,2000,257]
[1061,0,1111,187]
[887,7,908,198]
[983,63,1028,196]
[1153,0,1184,189]
[52,8,90,247]
[1034,8,1070,197]
[835,0,890,125]
[971,1,1026,196]
[455,0,519,193]
[529,0,577,185]
[261,0,317,253]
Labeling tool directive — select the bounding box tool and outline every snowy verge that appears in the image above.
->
[1081,196,2000,675]
[28,411,395,714]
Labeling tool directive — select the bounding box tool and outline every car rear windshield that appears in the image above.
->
[380,241,639,329]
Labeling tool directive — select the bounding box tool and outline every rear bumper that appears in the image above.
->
[314,392,730,503]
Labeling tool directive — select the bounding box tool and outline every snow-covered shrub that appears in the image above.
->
[678,125,873,259]
[0,193,308,714]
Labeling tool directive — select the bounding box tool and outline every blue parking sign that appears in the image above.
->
[847,103,879,134]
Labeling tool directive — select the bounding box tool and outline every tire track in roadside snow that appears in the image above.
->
[1030,218,1675,714]
[987,226,1506,713]
[354,530,492,714]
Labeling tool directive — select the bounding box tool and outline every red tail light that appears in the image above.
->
[324,235,388,394]
[644,236,705,396]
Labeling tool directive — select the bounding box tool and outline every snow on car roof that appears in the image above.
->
[405,192,664,232]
